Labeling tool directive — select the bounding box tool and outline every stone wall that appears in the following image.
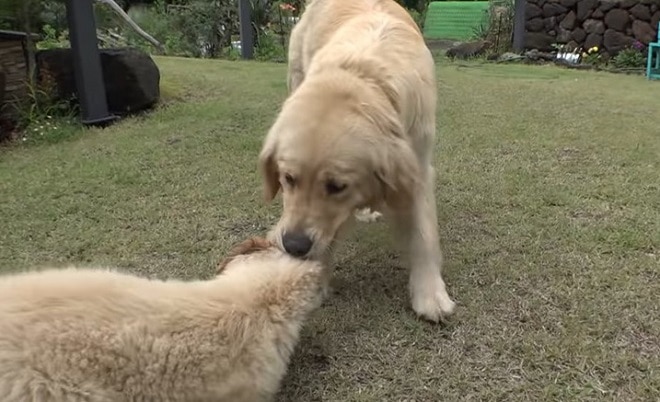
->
[0,32,36,118]
[0,39,28,116]
[524,0,660,57]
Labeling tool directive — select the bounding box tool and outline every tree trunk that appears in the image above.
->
[95,0,165,52]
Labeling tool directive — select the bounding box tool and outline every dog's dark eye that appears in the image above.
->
[284,173,295,186]
[325,180,347,195]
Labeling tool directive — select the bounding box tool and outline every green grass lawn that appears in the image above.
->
[1,57,659,401]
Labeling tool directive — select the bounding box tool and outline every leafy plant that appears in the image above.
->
[36,24,69,50]
[10,67,76,132]
[407,8,426,30]
[472,0,514,54]
[611,41,647,69]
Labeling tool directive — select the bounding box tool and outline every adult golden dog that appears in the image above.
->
[258,0,455,322]
[0,238,325,402]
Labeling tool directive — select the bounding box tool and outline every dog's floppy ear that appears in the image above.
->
[373,137,421,210]
[258,131,281,202]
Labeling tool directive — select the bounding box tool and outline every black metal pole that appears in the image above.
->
[65,0,117,126]
[238,0,254,59]
[512,0,526,53]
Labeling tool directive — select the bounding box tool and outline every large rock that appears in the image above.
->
[560,11,577,30]
[557,27,573,43]
[652,11,660,29]
[526,18,545,32]
[544,17,557,31]
[630,4,652,21]
[583,19,606,34]
[576,0,597,21]
[543,2,567,16]
[525,32,556,51]
[603,29,634,53]
[592,8,604,19]
[584,33,603,49]
[526,3,543,18]
[620,0,638,9]
[604,9,630,32]
[572,27,587,42]
[632,20,656,43]
[559,0,577,7]
[36,47,160,116]
[599,0,618,13]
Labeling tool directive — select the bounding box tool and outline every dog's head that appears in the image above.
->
[258,73,421,260]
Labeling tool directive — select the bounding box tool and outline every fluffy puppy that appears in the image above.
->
[258,0,455,322]
[0,238,325,402]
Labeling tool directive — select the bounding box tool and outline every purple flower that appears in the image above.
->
[633,40,644,50]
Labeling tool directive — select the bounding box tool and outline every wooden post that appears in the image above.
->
[238,0,254,59]
[512,0,526,53]
[65,0,117,126]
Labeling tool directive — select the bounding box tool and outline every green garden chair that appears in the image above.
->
[647,22,660,80]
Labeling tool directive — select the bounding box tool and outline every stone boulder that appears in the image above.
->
[560,11,577,30]
[632,20,656,44]
[630,4,652,21]
[526,18,545,32]
[572,28,587,42]
[526,3,543,19]
[599,0,618,13]
[584,33,603,49]
[603,29,634,53]
[620,0,638,9]
[604,9,629,32]
[36,47,160,116]
[584,19,605,34]
[543,2,567,17]
[653,11,660,30]
[576,0,597,21]
[524,32,556,51]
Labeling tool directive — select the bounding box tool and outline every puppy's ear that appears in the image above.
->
[374,137,421,210]
[258,132,281,202]
[217,237,273,274]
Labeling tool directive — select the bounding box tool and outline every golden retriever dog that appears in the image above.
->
[258,0,455,322]
[0,238,325,402]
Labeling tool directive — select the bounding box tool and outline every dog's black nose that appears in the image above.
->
[282,231,313,257]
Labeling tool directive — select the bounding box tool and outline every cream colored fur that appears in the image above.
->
[0,247,325,402]
[258,0,455,322]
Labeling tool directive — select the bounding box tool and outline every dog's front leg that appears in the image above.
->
[393,166,456,323]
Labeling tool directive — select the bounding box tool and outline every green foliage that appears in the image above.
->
[406,8,427,30]
[8,76,78,144]
[36,24,69,50]
[472,0,515,53]
[254,30,286,62]
[611,45,647,69]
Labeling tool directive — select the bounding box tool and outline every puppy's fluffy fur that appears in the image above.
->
[258,0,455,322]
[0,238,325,402]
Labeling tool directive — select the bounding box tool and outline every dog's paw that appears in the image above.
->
[354,208,382,223]
[410,276,456,323]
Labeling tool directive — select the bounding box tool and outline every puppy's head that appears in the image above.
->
[258,73,421,260]
[216,237,278,275]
